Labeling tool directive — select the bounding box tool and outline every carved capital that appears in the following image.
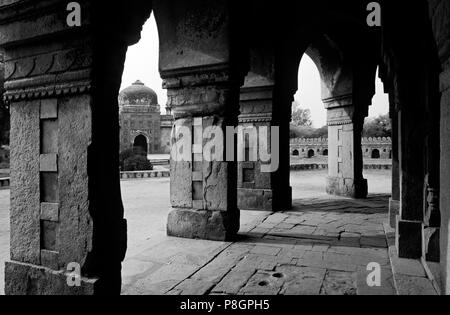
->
[239,85,273,123]
[162,64,241,119]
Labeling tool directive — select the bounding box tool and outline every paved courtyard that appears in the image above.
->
[0,170,437,295]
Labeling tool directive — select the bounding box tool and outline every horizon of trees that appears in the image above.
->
[291,105,391,139]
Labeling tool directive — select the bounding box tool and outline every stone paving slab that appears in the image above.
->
[122,194,413,295]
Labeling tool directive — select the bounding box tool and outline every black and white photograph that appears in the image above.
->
[0,0,449,302]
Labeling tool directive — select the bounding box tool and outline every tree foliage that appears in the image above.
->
[291,104,313,127]
[290,125,328,139]
[119,148,153,171]
[363,114,391,138]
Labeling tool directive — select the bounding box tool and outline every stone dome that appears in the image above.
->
[119,80,158,105]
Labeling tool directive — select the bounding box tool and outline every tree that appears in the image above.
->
[311,125,328,138]
[289,125,328,139]
[291,103,313,127]
[363,114,391,138]
[119,147,153,171]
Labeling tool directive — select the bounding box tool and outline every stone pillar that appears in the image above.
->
[396,107,425,259]
[165,66,241,241]
[237,85,275,211]
[441,64,450,294]
[325,95,368,198]
[0,0,152,295]
[389,108,400,228]
[271,96,293,210]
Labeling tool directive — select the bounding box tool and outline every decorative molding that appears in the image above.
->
[161,63,233,89]
[323,93,353,109]
[327,119,354,126]
[238,113,272,123]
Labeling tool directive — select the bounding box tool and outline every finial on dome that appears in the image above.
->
[133,80,145,86]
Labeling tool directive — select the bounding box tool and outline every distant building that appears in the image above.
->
[290,137,392,159]
[119,80,173,154]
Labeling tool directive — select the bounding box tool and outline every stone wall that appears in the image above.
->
[290,137,392,159]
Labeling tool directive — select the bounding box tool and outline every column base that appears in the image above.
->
[167,208,240,241]
[389,198,400,228]
[396,218,423,259]
[238,187,292,212]
[326,177,368,198]
[238,188,273,211]
[5,261,97,295]
[273,186,292,210]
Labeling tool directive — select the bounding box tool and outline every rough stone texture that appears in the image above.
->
[326,177,368,199]
[326,105,368,199]
[10,101,40,265]
[238,188,273,211]
[395,274,438,295]
[167,208,239,241]
[320,270,357,295]
[57,95,93,270]
[5,261,96,295]
[389,198,400,228]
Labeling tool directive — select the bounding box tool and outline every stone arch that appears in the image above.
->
[371,149,380,159]
[323,149,328,156]
[292,149,299,156]
[308,149,315,158]
[133,134,149,155]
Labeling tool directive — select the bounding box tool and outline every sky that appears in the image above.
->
[121,17,389,124]
[294,55,389,128]
[121,15,168,111]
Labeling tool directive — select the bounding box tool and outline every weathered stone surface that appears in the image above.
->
[250,245,282,256]
[57,95,93,270]
[211,269,255,294]
[5,261,96,295]
[238,188,273,211]
[395,274,438,295]
[238,271,284,295]
[320,270,357,295]
[10,101,41,265]
[167,208,239,241]
[356,266,396,295]
[277,265,326,295]
[173,279,216,295]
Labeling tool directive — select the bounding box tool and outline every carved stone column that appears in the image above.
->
[325,95,368,198]
[165,66,242,241]
[0,0,152,295]
[237,85,275,211]
[396,107,426,259]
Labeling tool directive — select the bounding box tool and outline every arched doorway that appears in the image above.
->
[323,149,328,156]
[308,149,315,158]
[371,149,380,159]
[292,150,299,156]
[133,134,148,155]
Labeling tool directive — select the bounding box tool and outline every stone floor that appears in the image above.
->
[122,195,397,295]
[0,170,438,295]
